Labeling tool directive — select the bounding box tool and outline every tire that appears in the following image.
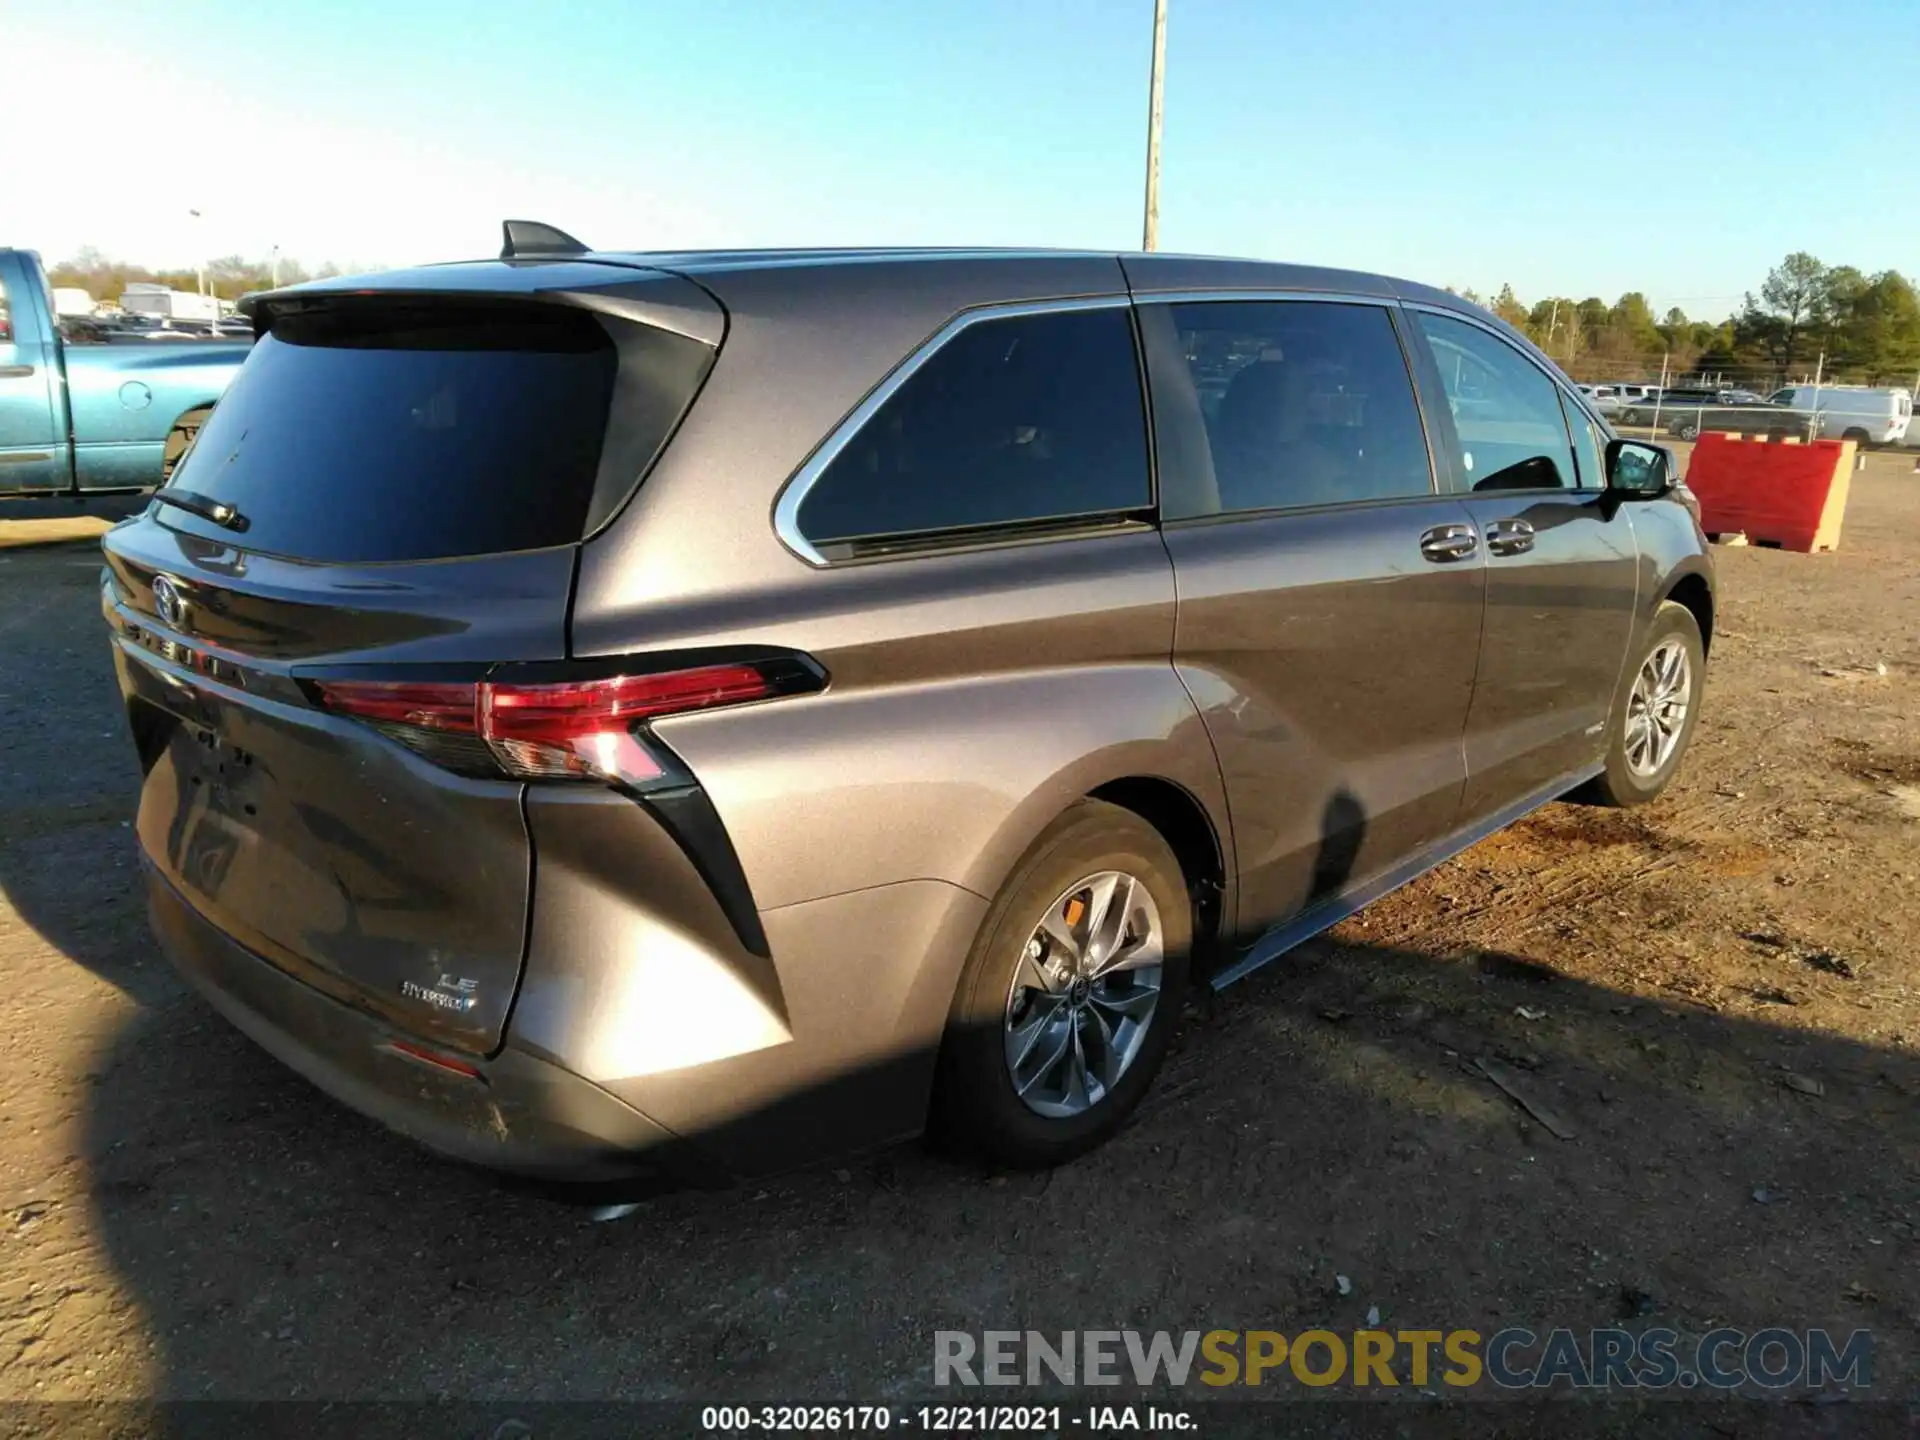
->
[1842,427,1870,449]
[160,407,211,482]
[932,800,1192,1167]
[1577,601,1706,808]
[1675,421,1700,441]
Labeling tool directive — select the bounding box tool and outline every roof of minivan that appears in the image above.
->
[253,246,1515,358]
[591,246,1462,302]
[273,246,1461,307]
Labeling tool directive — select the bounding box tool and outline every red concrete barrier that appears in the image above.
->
[1683,433,1855,553]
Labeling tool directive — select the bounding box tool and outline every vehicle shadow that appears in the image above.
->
[0,546,171,1003]
[3,549,1915,1432]
[61,913,1920,1429]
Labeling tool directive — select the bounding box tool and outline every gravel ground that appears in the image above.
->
[1,465,1917,1430]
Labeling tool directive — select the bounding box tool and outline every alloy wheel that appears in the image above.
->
[1003,870,1164,1119]
[1625,637,1692,778]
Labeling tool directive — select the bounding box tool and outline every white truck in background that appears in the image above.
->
[1766,385,1912,447]
[119,284,222,323]
[51,287,97,317]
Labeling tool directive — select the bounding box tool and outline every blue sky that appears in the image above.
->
[10,0,1915,320]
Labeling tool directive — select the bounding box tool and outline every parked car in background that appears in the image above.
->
[1,248,250,494]
[1766,386,1912,447]
[1577,384,1624,415]
[102,236,1717,1184]
[1619,388,1718,426]
[1664,399,1812,442]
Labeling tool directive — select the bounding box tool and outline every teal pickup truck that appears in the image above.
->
[0,247,249,496]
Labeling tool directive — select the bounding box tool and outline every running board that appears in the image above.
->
[1209,762,1605,992]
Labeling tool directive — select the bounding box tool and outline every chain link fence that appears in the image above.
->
[1552,357,1918,452]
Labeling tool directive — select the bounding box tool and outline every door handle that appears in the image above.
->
[0,365,36,379]
[1486,519,1536,556]
[1419,523,1479,563]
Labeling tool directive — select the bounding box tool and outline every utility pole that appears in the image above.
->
[1811,350,1825,440]
[1141,0,1168,251]
[189,208,205,296]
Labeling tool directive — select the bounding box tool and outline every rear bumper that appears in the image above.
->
[145,863,709,1186]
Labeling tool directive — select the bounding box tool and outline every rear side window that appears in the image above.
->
[1414,312,1575,493]
[1160,300,1433,514]
[794,306,1150,555]
[158,298,683,564]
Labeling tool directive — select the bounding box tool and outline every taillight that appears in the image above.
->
[313,681,479,733]
[312,657,821,788]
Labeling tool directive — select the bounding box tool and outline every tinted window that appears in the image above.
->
[795,306,1149,552]
[1561,392,1606,489]
[0,274,11,344]
[159,299,632,564]
[1414,312,1575,492]
[1164,301,1432,514]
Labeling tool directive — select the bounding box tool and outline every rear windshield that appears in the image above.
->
[159,299,618,563]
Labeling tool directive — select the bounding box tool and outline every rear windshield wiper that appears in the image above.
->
[152,488,251,533]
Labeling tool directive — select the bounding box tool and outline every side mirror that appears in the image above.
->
[1605,438,1675,497]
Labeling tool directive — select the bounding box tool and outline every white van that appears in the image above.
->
[1766,385,1912,446]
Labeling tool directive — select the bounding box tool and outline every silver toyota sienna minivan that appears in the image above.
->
[101,229,1714,1185]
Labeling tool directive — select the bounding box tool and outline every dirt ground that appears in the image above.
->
[1,464,1917,1427]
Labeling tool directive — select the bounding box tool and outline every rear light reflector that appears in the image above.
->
[386,1038,484,1080]
[312,658,819,788]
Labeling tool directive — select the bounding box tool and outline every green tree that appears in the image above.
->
[1609,292,1663,353]
[1833,271,1920,377]
[1736,251,1828,376]
[1491,283,1529,330]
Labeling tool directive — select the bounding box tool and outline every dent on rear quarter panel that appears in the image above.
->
[655,657,1224,909]
[595,879,990,1177]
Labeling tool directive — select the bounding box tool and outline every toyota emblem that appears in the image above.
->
[152,574,188,630]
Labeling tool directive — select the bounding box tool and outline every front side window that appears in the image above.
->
[794,305,1150,555]
[1160,300,1433,515]
[1560,392,1606,490]
[1414,312,1576,493]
